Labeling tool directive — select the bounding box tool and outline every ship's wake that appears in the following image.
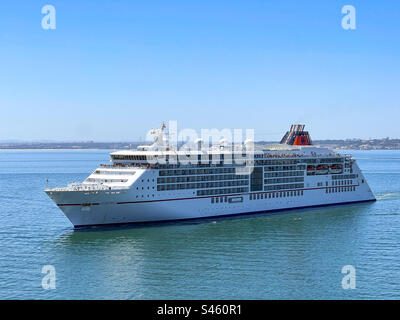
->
[375,191,400,201]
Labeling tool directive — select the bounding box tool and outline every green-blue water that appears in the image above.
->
[0,150,399,299]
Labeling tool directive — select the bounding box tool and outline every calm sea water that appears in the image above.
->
[0,149,399,299]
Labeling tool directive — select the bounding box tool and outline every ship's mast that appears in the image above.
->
[138,122,170,151]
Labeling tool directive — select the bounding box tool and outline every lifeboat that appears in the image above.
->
[330,164,343,174]
[316,164,329,175]
[306,165,316,175]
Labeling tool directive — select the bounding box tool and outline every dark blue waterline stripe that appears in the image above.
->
[73,198,376,229]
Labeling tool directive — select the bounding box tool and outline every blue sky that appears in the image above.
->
[1,0,399,141]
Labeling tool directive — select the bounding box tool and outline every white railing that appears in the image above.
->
[46,182,111,192]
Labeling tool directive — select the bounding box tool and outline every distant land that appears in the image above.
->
[312,138,400,150]
[1,138,400,150]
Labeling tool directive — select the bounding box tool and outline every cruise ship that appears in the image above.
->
[45,124,376,228]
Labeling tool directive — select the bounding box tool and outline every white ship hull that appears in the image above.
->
[45,124,376,228]
[46,164,375,228]
[55,194,375,228]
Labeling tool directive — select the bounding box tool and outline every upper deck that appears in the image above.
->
[108,145,345,167]
[45,124,354,194]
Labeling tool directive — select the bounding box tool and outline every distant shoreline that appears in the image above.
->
[1,138,400,150]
